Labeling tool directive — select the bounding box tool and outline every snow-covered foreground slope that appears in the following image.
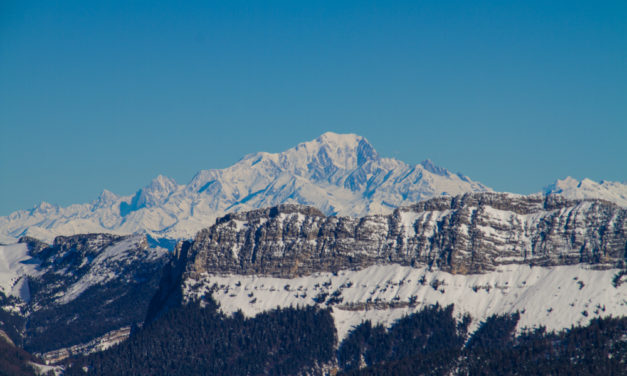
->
[546,177,627,207]
[0,243,40,303]
[0,132,490,243]
[184,264,627,342]
[54,235,164,305]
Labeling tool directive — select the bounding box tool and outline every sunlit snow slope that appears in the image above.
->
[185,264,627,342]
[0,243,39,303]
[545,177,627,207]
[0,234,168,357]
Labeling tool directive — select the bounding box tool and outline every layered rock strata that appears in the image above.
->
[183,193,626,278]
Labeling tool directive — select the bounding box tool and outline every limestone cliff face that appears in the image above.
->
[183,193,627,278]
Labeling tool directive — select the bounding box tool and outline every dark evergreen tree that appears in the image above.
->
[339,304,470,375]
[0,336,39,376]
[63,297,336,376]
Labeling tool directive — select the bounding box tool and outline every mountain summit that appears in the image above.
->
[544,177,627,207]
[0,133,490,243]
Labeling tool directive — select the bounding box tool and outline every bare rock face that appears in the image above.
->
[183,193,627,278]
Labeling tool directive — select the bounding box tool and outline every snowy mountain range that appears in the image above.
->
[0,129,625,369]
[3,132,624,245]
[1,192,625,366]
[0,132,490,243]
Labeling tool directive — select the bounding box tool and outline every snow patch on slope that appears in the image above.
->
[0,243,40,302]
[58,235,156,304]
[184,264,627,342]
[545,177,627,207]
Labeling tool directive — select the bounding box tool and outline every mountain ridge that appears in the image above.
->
[0,192,625,364]
[180,192,627,279]
[0,132,490,243]
[144,192,627,348]
[544,176,627,207]
[2,132,624,245]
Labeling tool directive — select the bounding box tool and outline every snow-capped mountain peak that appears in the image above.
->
[0,132,491,243]
[234,132,378,177]
[135,175,179,207]
[292,132,379,169]
[120,175,181,215]
[544,176,627,207]
[420,159,449,176]
[31,202,58,215]
[93,190,119,208]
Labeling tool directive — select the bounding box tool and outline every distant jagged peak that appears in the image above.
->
[93,189,119,207]
[546,176,617,192]
[297,132,379,168]
[31,201,58,214]
[545,176,583,192]
[419,159,449,176]
[308,131,369,153]
[238,132,379,171]
[144,175,178,193]
[131,175,180,209]
[188,133,382,191]
[97,189,118,201]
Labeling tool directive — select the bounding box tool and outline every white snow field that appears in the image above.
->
[0,243,40,303]
[545,177,627,207]
[184,264,627,341]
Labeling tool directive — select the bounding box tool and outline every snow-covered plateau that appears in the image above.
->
[156,192,626,344]
[0,192,624,364]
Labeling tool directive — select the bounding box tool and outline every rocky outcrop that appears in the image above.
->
[144,240,192,324]
[183,193,627,278]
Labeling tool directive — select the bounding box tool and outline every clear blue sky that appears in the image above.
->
[1,1,625,215]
